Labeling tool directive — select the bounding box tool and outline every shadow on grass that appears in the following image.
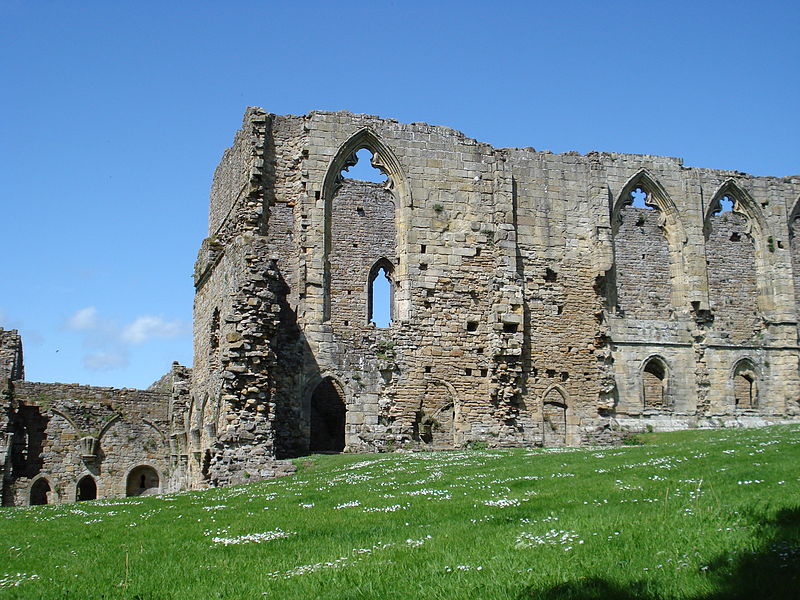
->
[519,507,800,600]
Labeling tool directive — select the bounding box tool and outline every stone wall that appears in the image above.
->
[183,106,800,493]
[2,375,174,506]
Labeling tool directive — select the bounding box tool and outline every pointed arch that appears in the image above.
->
[367,257,395,325]
[612,170,687,244]
[321,128,411,207]
[414,377,458,447]
[705,179,775,319]
[610,170,689,312]
[321,129,413,322]
[50,409,82,437]
[704,179,769,241]
[541,384,568,447]
[542,383,568,404]
[97,414,122,441]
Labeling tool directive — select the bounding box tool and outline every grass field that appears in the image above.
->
[1,425,798,599]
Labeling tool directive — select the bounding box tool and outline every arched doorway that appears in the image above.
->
[76,475,97,501]
[310,377,346,452]
[30,477,51,505]
[542,387,568,447]
[126,465,160,497]
[414,379,456,448]
[642,357,668,409]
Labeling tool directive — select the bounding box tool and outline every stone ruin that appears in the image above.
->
[3,107,800,505]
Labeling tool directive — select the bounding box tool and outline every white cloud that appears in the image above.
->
[66,307,99,331]
[63,307,188,371]
[84,350,128,370]
[121,316,187,344]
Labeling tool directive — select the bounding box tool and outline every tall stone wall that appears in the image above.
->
[183,107,800,492]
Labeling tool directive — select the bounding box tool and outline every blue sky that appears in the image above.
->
[1,1,797,389]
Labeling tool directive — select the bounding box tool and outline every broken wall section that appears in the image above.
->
[4,380,171,506]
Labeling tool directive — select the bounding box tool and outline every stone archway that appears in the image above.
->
[309,377,346,453]
[30,477,51,505]
[542,387,568,447]
[126,465,160,497]
[76,475,97,501]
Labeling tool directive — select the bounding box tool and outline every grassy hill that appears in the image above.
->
[1,425,799,599]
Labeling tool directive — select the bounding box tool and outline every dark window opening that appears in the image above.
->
[210,308,220,352]
[30,478,51,505]
[420,244,427,254]
[545,268,558,282]
[419,263,428,271]
[480,368,488,377]
[310,378,346,453]
[424,366,432,374]
[465,368,472,376]
[503,323,518,333]
[466,321,478,332]
[202,449,212,481]
[77,475,97,502]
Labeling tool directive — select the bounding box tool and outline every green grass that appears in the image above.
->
[1,425,799,599]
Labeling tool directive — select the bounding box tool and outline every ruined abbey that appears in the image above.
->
[3,108,800,506]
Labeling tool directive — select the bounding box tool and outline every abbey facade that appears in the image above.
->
[3,108,800,505]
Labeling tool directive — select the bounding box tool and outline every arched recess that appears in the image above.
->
[321,128,413,323]
[125,465,160,497]
[641,355,669,409]
[704,180,772,339]
[307,376,347,453]
[787,196,800,323]
[76,474,97,501]
[414,378,458,447]
[367,257,395,326]
[610,170,689,315]
[29,475,52,505]
[731,358,759,410]
[541,385,568,447]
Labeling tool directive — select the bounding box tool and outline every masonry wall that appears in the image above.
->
[3,379,172,506]
[184,108,800,490]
